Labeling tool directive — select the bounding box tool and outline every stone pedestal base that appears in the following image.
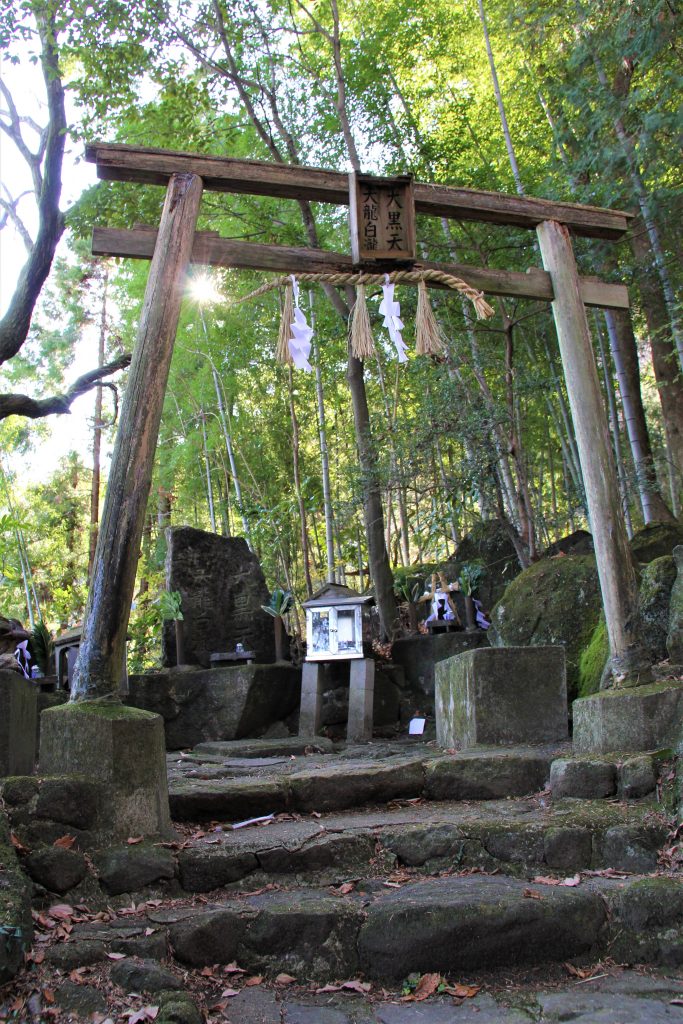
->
[435,646,568,749]
[0,670,37,776]
[573,681,683,754]
[299,659,375,742]
[39,701,170,839]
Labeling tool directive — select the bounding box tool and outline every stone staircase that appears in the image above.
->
[137,737,682,982]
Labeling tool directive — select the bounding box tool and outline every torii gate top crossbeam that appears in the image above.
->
[85,143,632,241]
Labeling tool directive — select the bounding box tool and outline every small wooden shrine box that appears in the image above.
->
[303,583,372,662]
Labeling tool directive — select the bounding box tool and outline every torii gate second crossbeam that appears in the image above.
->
[70,144,646,704]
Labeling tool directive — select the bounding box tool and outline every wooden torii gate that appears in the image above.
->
[70,143,645,702]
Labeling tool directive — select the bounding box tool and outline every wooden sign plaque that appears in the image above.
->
[348,172,416,264]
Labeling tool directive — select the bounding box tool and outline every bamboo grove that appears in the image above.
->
[0,0,680,664]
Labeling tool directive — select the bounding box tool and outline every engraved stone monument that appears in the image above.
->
[162,526,276,667]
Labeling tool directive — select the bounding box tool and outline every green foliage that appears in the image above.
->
[2,0,680,641]
[262,588,293,619]
[458,561,486,596]
[156,590,183,621]
[29,620,53,676]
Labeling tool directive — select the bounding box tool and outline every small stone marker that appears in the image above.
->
[435,646,568,749]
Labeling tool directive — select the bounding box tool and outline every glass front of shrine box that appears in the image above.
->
[303,584,372,662]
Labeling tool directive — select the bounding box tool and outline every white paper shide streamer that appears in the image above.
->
[288,275,313,371]
[379,275,408,363]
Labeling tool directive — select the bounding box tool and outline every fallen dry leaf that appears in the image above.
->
[443,983,481,999]
[413,973,441,1001]
[244,975,263,987]
[523,888,544,900]
[564,962,592,979]
[533,876,562,886]
[220,989,240,998]
[200,966,215,977]
[342,980,371,994]
[563,874,581,887]
[127,836,144,845]
[124,1007,159,1023]
[53,834,76,849]
[48,903,74,920]
[224,962,246,974]
[42,988,55,1004]
[275,973,297,985]
[106,952,126,960]
[10,832,28,854]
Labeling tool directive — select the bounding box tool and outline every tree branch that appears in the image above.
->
[0,8,67,367]
[0,353,131,421]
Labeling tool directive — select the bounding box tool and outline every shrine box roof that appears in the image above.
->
[303,583,374,609]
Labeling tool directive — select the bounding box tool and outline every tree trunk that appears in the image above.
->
[602,308,675,524]
[347,350,400,639]
[71,173,203,701]
[594,314,633,537]
[537,219,649,683]
[287,366,313,597]
[630,220,683,516]
[312,323,336,584]
[88,269,108,581]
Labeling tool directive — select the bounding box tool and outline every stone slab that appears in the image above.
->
[358,874,606,980]
[573,680,683,754]
[128,664,301,749]
[0,670,37,776]
[162,525,276,666]
[435,646,568,749]
[194,737,334,757]
[39,702,170,840]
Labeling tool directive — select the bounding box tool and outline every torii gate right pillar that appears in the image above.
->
[537,219,649,684]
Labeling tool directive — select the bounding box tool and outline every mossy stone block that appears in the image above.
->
[0,670,37,777]
[39,701,170,840]
[435,646,568,749]
[573,681,683,754]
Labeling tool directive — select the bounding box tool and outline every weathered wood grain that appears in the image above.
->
[85,142,631,240]
[72,174,204,700]
[92,226,630,309]
[537,218,646,678]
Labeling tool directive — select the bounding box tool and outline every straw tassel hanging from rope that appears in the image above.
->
[276,280,294,366]
[415,279,447,357]
[349,284,376,360]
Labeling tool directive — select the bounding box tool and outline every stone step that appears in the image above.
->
[175,798,667,892]
[168,744,561,821]
[61,873,683,983]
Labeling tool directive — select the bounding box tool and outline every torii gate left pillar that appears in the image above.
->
[39,173,203,839]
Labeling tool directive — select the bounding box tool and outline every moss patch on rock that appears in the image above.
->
[489,555,602,701]
[0,810,32,983]
[630,522,683,564]
[578,617,609,698]
[638,555,677,662]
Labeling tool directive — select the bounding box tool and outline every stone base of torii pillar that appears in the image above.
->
[299,659,375,743]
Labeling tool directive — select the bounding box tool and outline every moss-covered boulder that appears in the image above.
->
[442,519,521,610]
[578,617,609,698]
[668,545,683,664]
[630,522,683,564]
[638,555,677,663]
[489,555,602,701]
